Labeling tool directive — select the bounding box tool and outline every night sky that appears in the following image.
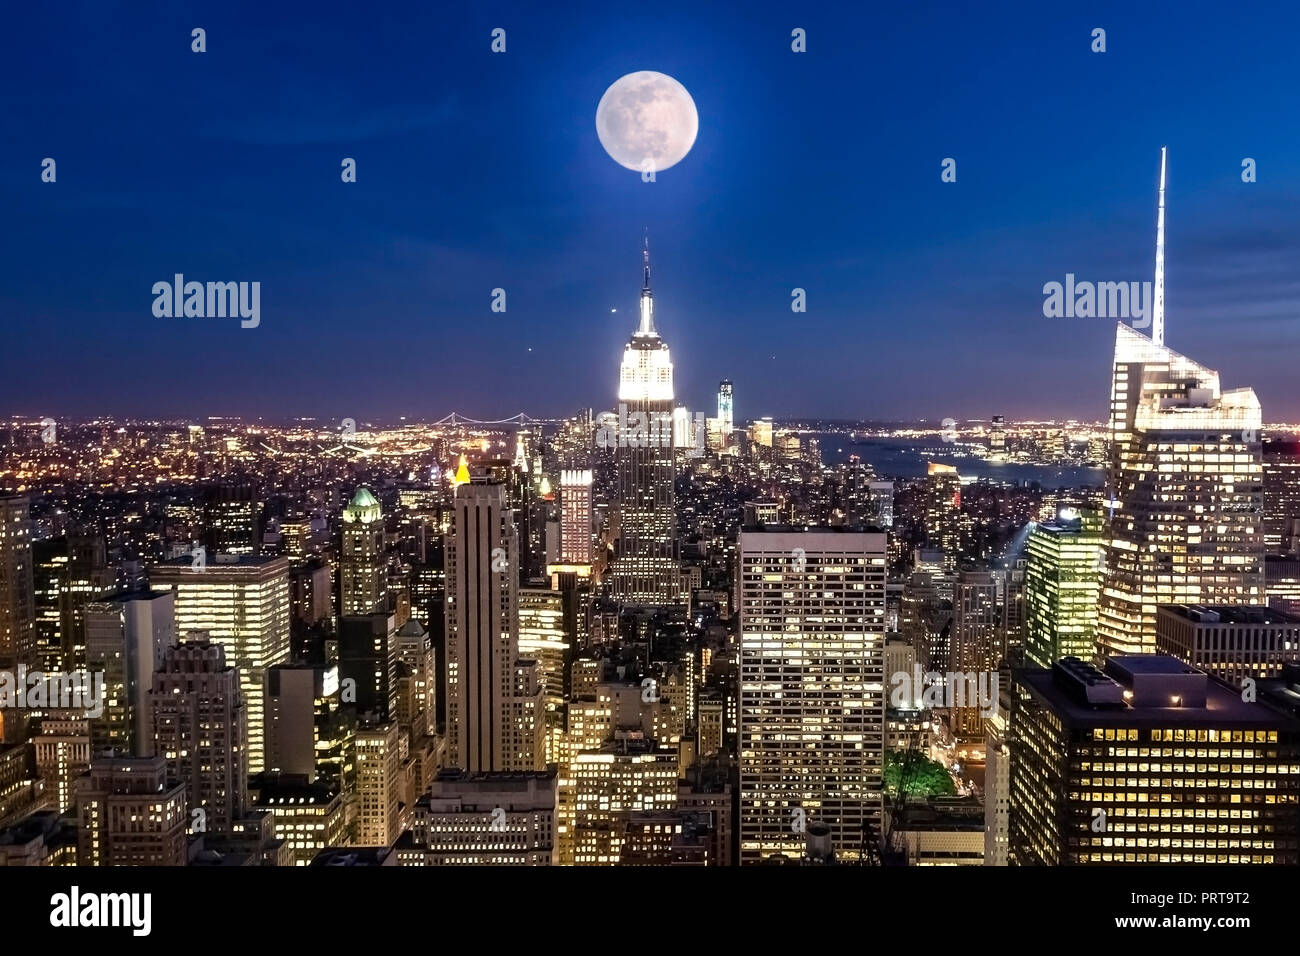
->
[5,1,1300,422]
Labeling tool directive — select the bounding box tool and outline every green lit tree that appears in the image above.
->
[883,749,956,797]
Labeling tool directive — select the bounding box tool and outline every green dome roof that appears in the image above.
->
[349,487,378,508]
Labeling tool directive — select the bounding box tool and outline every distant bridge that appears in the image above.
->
[430,412,566,427]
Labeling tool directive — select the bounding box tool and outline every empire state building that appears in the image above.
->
[609,240,680,607]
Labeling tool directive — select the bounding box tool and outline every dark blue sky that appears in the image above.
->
[5,1,1300,422]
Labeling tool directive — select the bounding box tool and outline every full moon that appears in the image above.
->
[595,71,698,174]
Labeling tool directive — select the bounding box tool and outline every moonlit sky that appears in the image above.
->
[4,1,1300,423]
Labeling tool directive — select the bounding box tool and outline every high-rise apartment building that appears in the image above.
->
[950,570,1006,738]
[738,527,887,864]
[32,533,113,671]
[149,639,247,835]
[394,618,436,740]
[341,487,388,617]
[151,554,291,774]
[609,242,679,607]
[1024,508,1103,667]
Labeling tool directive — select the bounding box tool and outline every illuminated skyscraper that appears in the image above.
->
[1024,508,1104,667]
[1155,604,1300,687]
[951,569,1008,738]
[717,380,734,435]
[444,480,544,772]
[609,240,679,608]
[1099,325,1264,655]
[518,587,569,763]
[738,527,887,864]
[1098,153,1265,655]
[989,415,1007,460]
[921,463,962,566]
[558,469,593,565]
[151,554,291,774]
[341,487,388,616]
[354,721,401,847]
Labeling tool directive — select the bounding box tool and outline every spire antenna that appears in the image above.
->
[1152,147,1166,346]
[636,232,656,334]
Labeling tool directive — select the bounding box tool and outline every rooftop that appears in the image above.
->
[1160,604,1300,626]
[1016,655,1300,728]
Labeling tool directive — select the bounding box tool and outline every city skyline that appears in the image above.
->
[7,3,1300,420]
[6,0,1300,900]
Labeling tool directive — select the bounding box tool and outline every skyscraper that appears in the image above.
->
[1098,152,1265,656]
[202,483,262,556]
[989,415,1007,460]
[921,463,962,566]
[738,527,887,864]
[1263,438,1300,553]
[558,469,593,565]
[341,487,388,616]
[717,380,734,436]
[609,240,680,608]
[337,612,398,723]
[0,495,35,668]
[151,554,291,774]
[444,479,543,773]
[1023,508,1103,667]
[84,588,177,757]
[266,662,355,788]
[951,569,1006,738]
[1099,324,1264,655]
[518,587,569,763]
[149,639,247,835]
[355,720,402,847]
